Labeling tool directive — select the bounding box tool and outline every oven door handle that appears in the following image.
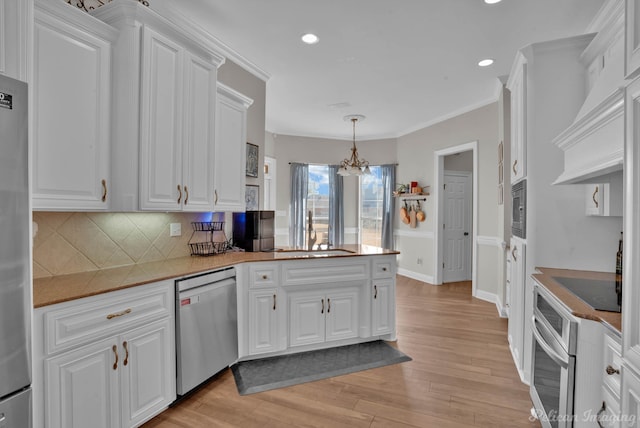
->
[531,315,569,368]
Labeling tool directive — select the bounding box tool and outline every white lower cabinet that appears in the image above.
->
[621,367,640,428]
[289,288,359,347]
[248,289,281,355]
[34,280,175,428]
[372,279,395,336]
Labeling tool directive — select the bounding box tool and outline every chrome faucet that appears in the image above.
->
[307,210,317,250]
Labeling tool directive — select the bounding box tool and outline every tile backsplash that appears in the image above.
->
[33,211,224,278]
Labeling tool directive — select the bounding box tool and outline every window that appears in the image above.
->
[360,166,383,246]
[307,165,329,245]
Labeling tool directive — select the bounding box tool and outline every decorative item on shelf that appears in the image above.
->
[188,222,229,256]
[66,0,149,12]
[337,115,371,176]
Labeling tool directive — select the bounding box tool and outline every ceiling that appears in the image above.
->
[159,0,605,141]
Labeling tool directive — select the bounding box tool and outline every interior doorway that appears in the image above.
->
[442,170,472,282]
[433,141,478,295]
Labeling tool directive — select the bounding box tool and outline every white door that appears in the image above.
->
[248,289,279,355]
[443,172,472,283]
[325,289,359,342]
[289,293,325,347]
[372,280,395,336]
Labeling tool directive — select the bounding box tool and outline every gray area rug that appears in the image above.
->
[231,340,411,395]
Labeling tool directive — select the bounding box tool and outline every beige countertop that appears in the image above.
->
[33,245,399,308]
[533,267,621,335]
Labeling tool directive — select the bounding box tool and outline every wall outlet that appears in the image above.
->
[170,223,181,237]
[417,258,423,265]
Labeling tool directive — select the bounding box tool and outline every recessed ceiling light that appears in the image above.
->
[301,33,319,44]
[478,58,494,67]
[484,0,502,4]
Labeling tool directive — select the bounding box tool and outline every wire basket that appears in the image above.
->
[188,222,228,256]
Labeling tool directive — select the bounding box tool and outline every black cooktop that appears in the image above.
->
[552,276,621,313]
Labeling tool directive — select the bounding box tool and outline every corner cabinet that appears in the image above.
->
[32,280,176,428]
[214,83,254,212]
[32,1,117,210]
[90,0,225,211]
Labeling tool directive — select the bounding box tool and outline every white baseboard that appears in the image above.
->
[508,343,529,385]
[474,289,507,318]
[397,268,434,285]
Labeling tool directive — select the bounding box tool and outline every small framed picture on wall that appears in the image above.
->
[246,143,259,177]
[245,185,259,211]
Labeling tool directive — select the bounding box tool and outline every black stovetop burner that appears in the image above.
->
[552,276,621,313]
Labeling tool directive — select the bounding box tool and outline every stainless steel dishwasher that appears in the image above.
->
[175,267,238,396]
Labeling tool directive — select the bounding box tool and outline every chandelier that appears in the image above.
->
[337,115,371,176]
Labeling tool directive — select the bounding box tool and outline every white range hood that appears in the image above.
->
[553,1,625,185]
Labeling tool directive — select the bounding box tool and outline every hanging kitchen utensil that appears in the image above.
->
[416,200,426,222]
[409,203,417,228]
[400,200,410,224]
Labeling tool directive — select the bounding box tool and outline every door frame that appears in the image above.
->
[442,170,472,283]
[433,141,478,296]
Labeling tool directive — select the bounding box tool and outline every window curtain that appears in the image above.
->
[328,165,344,246]
[289,163,309,247]
[380,164,396,250]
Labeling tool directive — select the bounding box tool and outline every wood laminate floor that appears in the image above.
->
[143,276,539,427]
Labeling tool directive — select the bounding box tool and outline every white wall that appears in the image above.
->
[272,134,397,246]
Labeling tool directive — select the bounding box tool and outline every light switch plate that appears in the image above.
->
[170,223,181,237]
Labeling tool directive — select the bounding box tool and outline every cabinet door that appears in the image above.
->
[248,289,280,355]
[621,366,640,427]
[181,52,216,211]
[372,280,395,336]
[289,292,325,347]
[509,59,527,183]
[0,0,29,80]
[586,184,605,216]
[626,0,640,79]
[214,84,253,212]
[326,289,359,342]
[139,26,183,211]
[45,337,120,428]
[120,319,175,428]
[507,239,526,374]
[33,5,112,210]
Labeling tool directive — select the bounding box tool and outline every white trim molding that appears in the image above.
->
[397,269,434,285]
[476,235,505,248]
[475,289,507,318]
[394,229,435,239]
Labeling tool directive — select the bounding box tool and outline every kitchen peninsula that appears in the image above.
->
[32,246,399,428]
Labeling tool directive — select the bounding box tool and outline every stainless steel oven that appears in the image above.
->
[530,282,578,428]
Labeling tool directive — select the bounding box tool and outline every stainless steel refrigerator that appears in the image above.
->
[0,74,32,427]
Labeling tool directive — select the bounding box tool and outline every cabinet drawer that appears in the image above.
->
[603,333,622,398]
[249,263,279,288]
[372,258,394,279]
[43,280,173,356]
[282,259,369,286]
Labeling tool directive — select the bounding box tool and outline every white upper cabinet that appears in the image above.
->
[0,0,31,81]
[507,53,527,183]
[32,1,117,210]
[626,0,640,78]
[90,0,224,211]
[215,83,253,212]
[584,176,623,217]
[139,27,217,211]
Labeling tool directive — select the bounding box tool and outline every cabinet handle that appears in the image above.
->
[592,186,599,208]
[273,294,276,310]
[106,308,132,320]
[112,345,118,370]
[184,186,189,205]
[512,159,518,175]
[177,185,182,204]
[214,190,218,204]
[597,401,606,428]
[321,298,324,314]
[605,365,620,375]
[374,285,378,299]
[327,298,331,313]
[101,179,107,202]
[123,341,129,366]
[511,246,517,262]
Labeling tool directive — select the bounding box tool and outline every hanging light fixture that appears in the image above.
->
[337,114,371,176]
